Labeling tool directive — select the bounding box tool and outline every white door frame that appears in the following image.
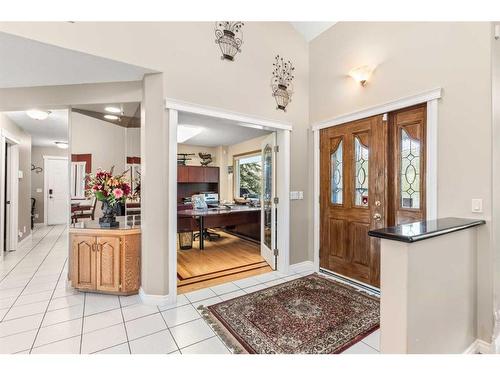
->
[43,155,69,226]
[166,98,292,302]
[311,88,441,273]
[0,129,20,261]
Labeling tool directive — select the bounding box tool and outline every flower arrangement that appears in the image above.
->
[85,167,132,227]
[86,167,132,205]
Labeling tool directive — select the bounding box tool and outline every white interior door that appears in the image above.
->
[261,133,277,270]
[45,157,69,225]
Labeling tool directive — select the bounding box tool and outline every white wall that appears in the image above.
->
[70,112,126,175]
[0,113,31,241]
[0,22,311,265]
[126,128,140,158]
[310,22,493,343]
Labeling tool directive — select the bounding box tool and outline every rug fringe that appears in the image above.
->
[198,306,247,354]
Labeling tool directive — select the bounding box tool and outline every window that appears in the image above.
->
[330,140,343,204]
[354,136,369,206]
[70,161,86,199]
[400,128,421,209]
[234,152,262,200]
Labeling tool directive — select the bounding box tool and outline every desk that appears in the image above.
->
[178,207,260,250]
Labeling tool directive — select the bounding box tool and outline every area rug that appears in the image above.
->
[199,274,379,354]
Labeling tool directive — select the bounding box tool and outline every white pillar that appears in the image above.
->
[140,73,169,300]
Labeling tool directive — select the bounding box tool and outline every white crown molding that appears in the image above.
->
[311,88,442,131]
[165,98,293,131]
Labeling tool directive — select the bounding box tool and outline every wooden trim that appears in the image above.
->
[311,88,442,131]
[165,98,292,131]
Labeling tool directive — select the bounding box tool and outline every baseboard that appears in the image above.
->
[17,233,32,248]
[288,261,314,274]
[463,339,494,354]
[139,287,174,307]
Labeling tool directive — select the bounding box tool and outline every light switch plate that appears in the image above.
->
[471,199,483,213]
[290,191,304,200]
[36,188,42,193]
[18,170,23,179]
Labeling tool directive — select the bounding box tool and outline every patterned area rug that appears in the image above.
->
[200,274,379,354]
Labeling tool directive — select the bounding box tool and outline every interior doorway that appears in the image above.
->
[167,100,291,298]
[0,130,19,258]
[44,156,69,225]
[319,104,427,288]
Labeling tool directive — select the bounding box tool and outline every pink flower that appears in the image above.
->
[113,188,124,199]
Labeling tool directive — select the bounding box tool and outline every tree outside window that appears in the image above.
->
[235,154,261,199]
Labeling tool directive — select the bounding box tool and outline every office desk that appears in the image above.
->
[178,207,260,250]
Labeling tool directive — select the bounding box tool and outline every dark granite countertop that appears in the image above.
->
[368,217,486,243]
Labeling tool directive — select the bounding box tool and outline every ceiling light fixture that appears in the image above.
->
[104,114,119,121]
[348,65,374,87]
[177,125,203,143]
[26,109,51,120]
[105,106,122,114]
[55,141,69,149]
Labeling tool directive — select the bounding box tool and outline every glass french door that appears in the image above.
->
[261,133,277,270]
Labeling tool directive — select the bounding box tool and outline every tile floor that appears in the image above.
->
[0,224,380,354]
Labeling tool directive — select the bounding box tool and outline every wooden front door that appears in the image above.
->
[319,105,427,287]
[320,115,387,287]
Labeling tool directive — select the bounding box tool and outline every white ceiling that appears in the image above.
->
[178,112,271,147]
[5,110,68,147]
[0,32,156,89]
[290,22,337,42]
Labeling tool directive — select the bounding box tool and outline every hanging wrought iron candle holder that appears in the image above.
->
[215,21,244,61]
[271,55,295,112]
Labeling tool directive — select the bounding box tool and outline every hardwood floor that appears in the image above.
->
[177,230,271,293]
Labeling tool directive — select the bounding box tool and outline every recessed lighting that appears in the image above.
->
[177,125,203,143]
[26,110,51,120]
[54,142,69,149]
[105,106,121,114]
[104,114,119,121]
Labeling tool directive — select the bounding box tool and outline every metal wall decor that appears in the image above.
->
[271,55,295,112]
[215,22,244,61]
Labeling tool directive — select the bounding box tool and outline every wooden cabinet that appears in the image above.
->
[204,167,219,183]
[187,166,205,182]
[177,166,219,183]
[177,166,189,183]
[70,229,140,295]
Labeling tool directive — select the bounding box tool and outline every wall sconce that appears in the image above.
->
[348,65,374,87]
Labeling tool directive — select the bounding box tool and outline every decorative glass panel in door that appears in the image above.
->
[330,140,343,204]
[354,136,369,206]
[260,133,277,270]
[400,128,421,209]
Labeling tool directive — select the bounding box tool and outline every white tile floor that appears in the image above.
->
[0,224,380,354]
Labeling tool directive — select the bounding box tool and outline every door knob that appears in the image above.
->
[373,213,382,221]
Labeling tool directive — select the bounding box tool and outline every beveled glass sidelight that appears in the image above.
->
[263,144,273,250]
[400,128,421,209]
[354,136,369,206]
[330,140,343,204]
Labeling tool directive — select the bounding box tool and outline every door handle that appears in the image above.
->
[373,213,382,221]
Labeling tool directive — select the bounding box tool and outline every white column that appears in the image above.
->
[140,73,169,301]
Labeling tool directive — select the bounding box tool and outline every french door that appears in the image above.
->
[261,133,277,270]
[320,104,426,287]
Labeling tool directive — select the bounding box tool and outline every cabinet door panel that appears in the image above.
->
[187,166,205,182]
[71,235,96,290]
[177,166,189,182]
[204,167,219,183]
[96,236,121,293]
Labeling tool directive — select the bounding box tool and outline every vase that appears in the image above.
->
[99,200,119,228]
